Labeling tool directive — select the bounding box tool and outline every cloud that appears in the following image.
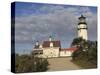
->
[15,4,97,48]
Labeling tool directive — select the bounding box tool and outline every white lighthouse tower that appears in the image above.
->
[77,15,88,40]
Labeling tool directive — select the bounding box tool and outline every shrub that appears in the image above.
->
[15,54,48,73]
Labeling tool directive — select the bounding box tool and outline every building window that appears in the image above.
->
[34,53,38,55]
[40,52,43,54]
[64,51,66,54]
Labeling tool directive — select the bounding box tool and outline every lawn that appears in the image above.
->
[72,59,97,69]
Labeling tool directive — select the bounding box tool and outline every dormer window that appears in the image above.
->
[39,44,43,48]
[50,42,53,47]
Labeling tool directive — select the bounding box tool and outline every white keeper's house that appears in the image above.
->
[32,36,77,58]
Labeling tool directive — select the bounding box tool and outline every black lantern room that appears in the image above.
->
[78,15,87,25]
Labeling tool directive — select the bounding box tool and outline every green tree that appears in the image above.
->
[71,37,85,47]
[71,38,97,68]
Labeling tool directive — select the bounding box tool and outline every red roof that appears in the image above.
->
[61,48,77,51]
[43,41,61,47]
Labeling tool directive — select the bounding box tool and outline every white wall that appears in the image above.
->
[43,47,60,58]
[60,51,73,57]
[78,24,88,40]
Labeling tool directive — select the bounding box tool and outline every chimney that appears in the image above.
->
[36,41,39,46]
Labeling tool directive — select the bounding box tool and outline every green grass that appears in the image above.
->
[72,59,97,69]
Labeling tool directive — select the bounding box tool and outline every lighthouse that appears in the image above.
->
[77,15,88,40]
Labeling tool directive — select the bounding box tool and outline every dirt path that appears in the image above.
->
[47,57,81,71]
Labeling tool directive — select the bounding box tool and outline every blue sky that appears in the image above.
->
[14,2,97,54]
[15,2,97,16]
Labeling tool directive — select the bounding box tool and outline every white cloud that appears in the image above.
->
[15,5,97,45]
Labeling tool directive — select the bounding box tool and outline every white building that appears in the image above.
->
[32,36,60,58]
[60,48,77,57]
[77,15,88,40]
[32,36,77,58]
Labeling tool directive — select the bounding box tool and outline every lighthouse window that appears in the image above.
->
[84,25,86,28]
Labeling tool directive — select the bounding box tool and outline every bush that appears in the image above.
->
[15,54,48,73]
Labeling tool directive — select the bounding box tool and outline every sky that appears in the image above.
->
[13,2,97,54]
